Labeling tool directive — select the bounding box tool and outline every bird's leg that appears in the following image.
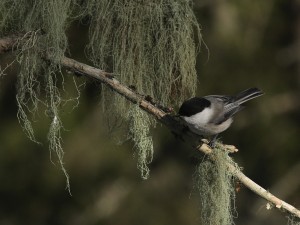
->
[208,134,219,148]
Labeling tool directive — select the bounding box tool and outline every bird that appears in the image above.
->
[178,87,264,145]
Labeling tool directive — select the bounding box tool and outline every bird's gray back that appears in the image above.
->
[203,96,242,125]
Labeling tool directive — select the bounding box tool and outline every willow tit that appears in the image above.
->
[178,88,263,140]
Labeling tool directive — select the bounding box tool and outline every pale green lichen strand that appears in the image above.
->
[82,0,201,178]
[194,148,238,225]
[0,0,72,191]
[128,105,154,179]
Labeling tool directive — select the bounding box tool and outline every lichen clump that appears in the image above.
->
[0,0,202,181]
[84,0,201,177]
[0,0,72,191]
[194,148,237,225]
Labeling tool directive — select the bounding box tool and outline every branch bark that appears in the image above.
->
[0,35,299,219]
[0,35,19,54]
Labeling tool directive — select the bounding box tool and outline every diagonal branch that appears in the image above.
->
[61,57,300,218]
[0,35,300,219]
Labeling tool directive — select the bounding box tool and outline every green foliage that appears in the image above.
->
[194,147,238,225]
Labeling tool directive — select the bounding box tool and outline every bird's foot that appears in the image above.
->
[208,134,220,148]
[201,137,239,153]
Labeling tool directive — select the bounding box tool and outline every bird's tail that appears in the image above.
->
[234,87,264,105]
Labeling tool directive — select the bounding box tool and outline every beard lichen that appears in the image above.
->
[0,0,72,192]
[288,216,300,225]
[1,0,203,184]
[82,0,202,177]
[194,148,238,225]
[128,105,154,179]
[86,0,201,106]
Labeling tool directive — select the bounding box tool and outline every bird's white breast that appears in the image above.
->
[181,107,233,136]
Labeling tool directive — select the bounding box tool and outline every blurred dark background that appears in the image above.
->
[0,1,299,224]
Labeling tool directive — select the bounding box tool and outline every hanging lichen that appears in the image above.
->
[128,105,153,179]
[0,0,72,191]
[85,0,201,106]
[194,147,238,225]
[81,0,202,177]
[1,0,203,183]
[287,216,300,225]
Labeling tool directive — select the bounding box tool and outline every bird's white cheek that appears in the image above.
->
[183,107,213,125]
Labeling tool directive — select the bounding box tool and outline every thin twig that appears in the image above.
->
[0,35,299,219]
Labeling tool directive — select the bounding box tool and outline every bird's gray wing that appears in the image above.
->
[204,95,232,103]
[224,103,244,120]
[204,96,243,124]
